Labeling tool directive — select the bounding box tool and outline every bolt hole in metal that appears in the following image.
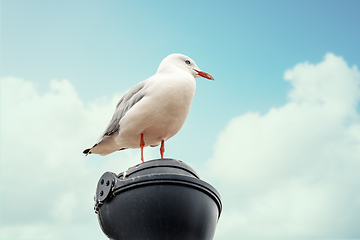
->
[100,191,104,196]
[101,179,104,185]
[106,180,110,186]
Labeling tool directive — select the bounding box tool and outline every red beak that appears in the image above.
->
[194,69,215,80]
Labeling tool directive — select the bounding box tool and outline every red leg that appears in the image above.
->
[140,133,145,162]
[160,140,165,159]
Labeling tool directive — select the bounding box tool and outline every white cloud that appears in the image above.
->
[0,77,150,239]
[207,53,360,238]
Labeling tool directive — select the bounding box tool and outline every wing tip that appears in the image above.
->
[83,148,91,156]
[83,143,98,156]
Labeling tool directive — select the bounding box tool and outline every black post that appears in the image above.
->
[94,159,222,240]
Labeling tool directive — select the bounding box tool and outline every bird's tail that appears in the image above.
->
[83,140,120,156]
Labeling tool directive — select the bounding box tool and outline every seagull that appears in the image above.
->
[83,53,214,162]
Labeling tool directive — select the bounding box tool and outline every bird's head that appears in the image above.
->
[157,53,214,80]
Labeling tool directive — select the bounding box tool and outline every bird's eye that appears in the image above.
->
[185,60,191,65]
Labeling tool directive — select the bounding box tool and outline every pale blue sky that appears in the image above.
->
[1,1,360,239]
[2,0,360,162]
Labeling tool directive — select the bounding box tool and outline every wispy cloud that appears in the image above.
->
[208,53,360,238]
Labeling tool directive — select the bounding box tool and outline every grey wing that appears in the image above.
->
[100,81,147,138]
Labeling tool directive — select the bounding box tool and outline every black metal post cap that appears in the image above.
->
[94,158,222,240]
